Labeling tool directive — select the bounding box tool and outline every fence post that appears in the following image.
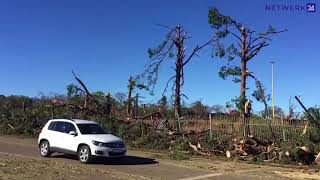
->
[177,116,181,133]
[281,116,286,141]
[242,115,246,137]
[209,113,212,140]
[140,118,144,136]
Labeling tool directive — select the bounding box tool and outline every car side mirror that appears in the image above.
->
[69,131,77,136]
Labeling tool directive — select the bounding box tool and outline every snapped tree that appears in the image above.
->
[208,8,287,112]
[126,75,148,118]
[140,25,215,129]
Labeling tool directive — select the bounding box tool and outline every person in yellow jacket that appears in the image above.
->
[244,99,252,117]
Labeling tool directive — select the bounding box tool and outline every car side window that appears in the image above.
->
[64,122,76,134]
[48,121,76,134]
[54,122,67,133]
[48,122,57,131]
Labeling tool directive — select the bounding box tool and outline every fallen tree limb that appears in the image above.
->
[301,122,309,136]
[7,123,15,129]
[72,71,93,98]
[188,142,212,156]
[226,136,283,162]
[263,156,278,162]
[315,152,320,165]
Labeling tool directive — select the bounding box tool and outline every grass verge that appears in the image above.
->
[0,154,148,180]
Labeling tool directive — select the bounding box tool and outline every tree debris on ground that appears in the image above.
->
[223,135,320,165]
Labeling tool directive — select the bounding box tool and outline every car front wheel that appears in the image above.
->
[78,145,92,164]
[39,140,51,157]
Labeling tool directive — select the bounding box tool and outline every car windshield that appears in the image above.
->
[77,123,107,134]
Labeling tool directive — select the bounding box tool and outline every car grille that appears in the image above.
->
[103,142,125,148]
[108,151,125,156]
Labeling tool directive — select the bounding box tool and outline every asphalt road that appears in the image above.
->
[0,136,289,180]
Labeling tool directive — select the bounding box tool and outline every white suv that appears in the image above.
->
[38,119,127,163]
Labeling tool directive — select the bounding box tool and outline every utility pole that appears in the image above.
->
[270,61,275,119]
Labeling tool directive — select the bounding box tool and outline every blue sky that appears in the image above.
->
[0,0,319,113]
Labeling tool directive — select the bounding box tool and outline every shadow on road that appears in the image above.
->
[96,156,158,165]
[51,153,158,165]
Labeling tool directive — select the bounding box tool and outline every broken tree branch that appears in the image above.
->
[189,142,212,156]
[183,37,217,67]
[72,71,92,98]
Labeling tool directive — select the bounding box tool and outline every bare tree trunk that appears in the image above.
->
[134,93,139,117]
[22,101,26,112]
[51,106,54,119]
[240,28,247,111]
[106,93,112,117]
[171,26,186,132]
[263,102,268,118]
[174,26,183,121]
[240,61,247,99]
[127,76,133,117]
[174,61,182,119]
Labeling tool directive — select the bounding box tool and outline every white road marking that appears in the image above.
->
[178,173,222,180]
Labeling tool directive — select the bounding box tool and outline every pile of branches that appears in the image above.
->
[188,142,223,156]
[225,135,320,165]
[226,135,283,162]
[186,135,281,160]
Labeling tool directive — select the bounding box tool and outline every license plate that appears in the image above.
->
[112,149,123,153]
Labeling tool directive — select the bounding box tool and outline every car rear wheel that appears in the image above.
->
[78,145,92,164]
[39,140,51,157]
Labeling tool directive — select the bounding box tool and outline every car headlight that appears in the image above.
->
[92,140,104,147]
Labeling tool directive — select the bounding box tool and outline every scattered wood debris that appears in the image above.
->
[225,135,283,162]
[188,142,223,156]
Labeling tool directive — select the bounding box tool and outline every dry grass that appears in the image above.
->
[0,154,147,180]
[151,152,320,180]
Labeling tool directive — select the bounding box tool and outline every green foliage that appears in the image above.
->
[188,100,209,117]
[258,106,284,118]
[93,91,105,97]
[158,96,168,107]
[147,40,169,59]
[214,41,225,58]
[208,7,286,113]
[225,101,234,109]
[208,8,243,86]
[252,86,269,103]
[228,96,247,112]
[136,84,149,91]
[218,66,241,81]
[208,7,232,30]
[266,25,276,33]
[142,29,176,93]
[226,44,240,61]
[208,7,240,60]
[167,138,191,160]
[168,151,190,160]
[0,97,51,135]
[209,105,225,113]
[214,29,230,38]
[66,84,82,97]
[130,129,170,150]
[305,107,320,120]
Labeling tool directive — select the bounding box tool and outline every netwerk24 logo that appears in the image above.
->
[265,3,316,12]
[307,3,316,12]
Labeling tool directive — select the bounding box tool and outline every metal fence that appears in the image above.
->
[174,116,307,141]
[140,115,308,141]
[207,115,307,141]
